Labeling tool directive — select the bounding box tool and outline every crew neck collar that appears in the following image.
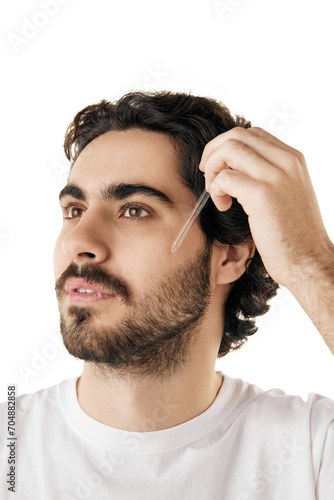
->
[59,371,241,455]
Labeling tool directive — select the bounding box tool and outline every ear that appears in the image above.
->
[211,240,256,285]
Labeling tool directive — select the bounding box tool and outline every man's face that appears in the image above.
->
[54,128,214,379]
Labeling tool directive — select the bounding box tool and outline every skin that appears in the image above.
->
[54,125,334,432]
[54,129,253,431]
[200,126,334,353]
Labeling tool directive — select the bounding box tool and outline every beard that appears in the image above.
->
[55,243,214,381]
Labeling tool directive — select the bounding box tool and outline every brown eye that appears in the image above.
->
[123,206,150,219]
[68,206,85,218]
[129,207,142,217]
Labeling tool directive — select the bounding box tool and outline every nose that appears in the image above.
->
[61,213,110,264]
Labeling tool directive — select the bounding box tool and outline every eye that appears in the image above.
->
[63,204,85,220]
[121,204,151,220]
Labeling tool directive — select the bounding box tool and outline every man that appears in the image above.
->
[1,90,333,499]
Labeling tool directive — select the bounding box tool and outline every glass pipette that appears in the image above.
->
[170,189,210,253]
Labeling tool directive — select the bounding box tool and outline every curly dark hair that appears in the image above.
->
[63,90,279,357]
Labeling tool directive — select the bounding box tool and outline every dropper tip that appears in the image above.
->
[170,242,179,253]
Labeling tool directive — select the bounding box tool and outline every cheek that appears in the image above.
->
[115,244,172,292]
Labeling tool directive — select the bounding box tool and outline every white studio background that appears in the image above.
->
[1,0,333,402]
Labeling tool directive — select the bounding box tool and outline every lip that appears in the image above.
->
[65,278,115,304]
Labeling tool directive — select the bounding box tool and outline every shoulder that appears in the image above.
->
[224,374,334,433]
[0,378,78,437]
[220,375,334,495]
[1,379,63,409]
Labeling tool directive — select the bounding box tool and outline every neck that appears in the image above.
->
[77,346,223,432]
[76,287,227,432]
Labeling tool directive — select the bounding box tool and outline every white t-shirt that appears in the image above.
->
[1,372,333,499]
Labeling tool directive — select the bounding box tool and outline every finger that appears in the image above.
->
[209,168,259,214]
[203,139,279,192]
[200,126,305,174]
[248,127,305,163]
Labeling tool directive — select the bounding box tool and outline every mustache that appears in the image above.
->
[55,263,130,303]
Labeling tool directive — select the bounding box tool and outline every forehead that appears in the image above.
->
[69,128,184,191]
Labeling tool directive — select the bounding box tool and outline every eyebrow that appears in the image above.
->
[58,182,175,208]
